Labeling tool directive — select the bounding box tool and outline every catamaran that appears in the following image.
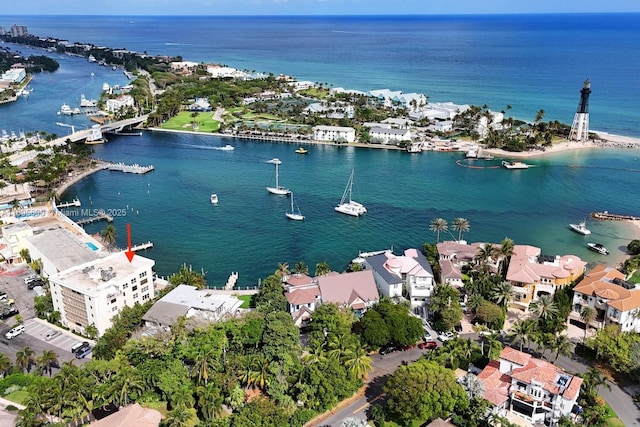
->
[266,158,291,195]
[285,192,305,221]
[335,169,367,217]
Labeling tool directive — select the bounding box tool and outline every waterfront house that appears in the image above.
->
[283,273,322,327]
[369,127,412,145]
[570,264,640,333]
[436,240,486,287]
[316,270,379,315]
[505,245,586,310]
[478,347,582,425]
[105,94,134,113]
[312,125,356,143]
[363,249,434,308]
[142,284,244,332]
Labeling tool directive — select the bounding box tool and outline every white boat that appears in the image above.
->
[210,194,218,204]
[58,103,73,115]
[218,144,234,151]
[80,94,97,108]
[88,54,97,63]
[569,220,591,235]
[285,192,304,221]
[335,169,367,217]
[587,242,609,255]
[502,160,529,169]
[466,146,479,158]
[407,142,422,153]
[265,158,291,195]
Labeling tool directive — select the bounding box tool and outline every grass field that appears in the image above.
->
[161,111,220,132]
[237,295,254,309]
[5,390,29,405]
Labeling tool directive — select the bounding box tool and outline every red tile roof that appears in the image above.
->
[285,285,320,305]
[478,360,510,406]
[500,347,531,366]
[573,265,640,312]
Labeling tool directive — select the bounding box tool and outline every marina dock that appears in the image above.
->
[76,211,113,225]
[105,162,154,174]
[131,241,154,252]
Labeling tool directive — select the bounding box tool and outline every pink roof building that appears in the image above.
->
[477,347,582,425]
[317,270,379,311]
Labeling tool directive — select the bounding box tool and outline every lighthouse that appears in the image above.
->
[569,80,591,142]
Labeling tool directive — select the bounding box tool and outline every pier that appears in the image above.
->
[76,211,113,225]
[56,198,81,208]
[131,241,154,252]
[225,272,239,290]
[591,211,640,221]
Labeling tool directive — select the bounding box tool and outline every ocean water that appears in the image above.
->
[1,15,639,285]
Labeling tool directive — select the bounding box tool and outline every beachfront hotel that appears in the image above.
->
[49,252,156,336]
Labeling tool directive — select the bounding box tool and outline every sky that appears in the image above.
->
[6,0,640,16]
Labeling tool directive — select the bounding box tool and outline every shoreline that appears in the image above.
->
[55,161,106,197]
[482,131,640,159]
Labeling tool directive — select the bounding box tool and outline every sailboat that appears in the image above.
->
[286,192,305,221]
[335,169,367,216]
[266,158,291,195]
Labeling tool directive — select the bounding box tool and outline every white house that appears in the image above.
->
[363,249,434,308]
[49,252,156,336]
[105,94,134,113]
[369,127,412,144]
[1,68,26,84]
[571,264,640,333]
[312,125,356,143]
[478,347,582,425]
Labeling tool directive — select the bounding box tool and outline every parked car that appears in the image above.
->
[379,345,397,355]
[75,346,92,359]
[0,307,19,320]
[5,324,25,339]
[27,279,45,290]
[438,331,456,342]
[418,341,438,350]
[71,341,90,354]
[45,330,61,341]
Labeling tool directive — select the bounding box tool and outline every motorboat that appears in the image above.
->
[80,94,97,108]
[502,160,529,169]
[569,220,591,235]
[265,158,291,195]
[210,194,218,205]
[218,144,235,151]
[466,146,478,158]
[335,169,367,216]
[285,192,304,221]
[587,243,609,255]
[58,103,73,115]
[295,147,308,154]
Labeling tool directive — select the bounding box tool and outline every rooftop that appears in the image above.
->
[28,225,101,273]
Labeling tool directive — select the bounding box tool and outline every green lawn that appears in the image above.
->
[628,269,640,284]
[5,390,29,404]
[237,295,254,309]
[161,111,220,132]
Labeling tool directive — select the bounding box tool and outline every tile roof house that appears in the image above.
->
[363,249,434,308]
[478,347,582,425]
[505,245,586,310]
[317,270,380,313]
[436,241,486,287]
[91,403,162,426]
[570,264,640,332]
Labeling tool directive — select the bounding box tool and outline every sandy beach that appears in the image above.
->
[55,161,107,197]
[483,131,640,159]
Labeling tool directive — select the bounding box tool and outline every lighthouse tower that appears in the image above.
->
[569,80,591,142]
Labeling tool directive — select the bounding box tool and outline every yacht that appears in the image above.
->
[80,94,97,108]
[335,169,367,217]
[58,104,73,115]
[502,160,529,169]
[265,158,291,195]
[569,220,591,235]
[218,144,235,151]
[210,194,219,205]
[587,243,609,255]
[466,145,479,158]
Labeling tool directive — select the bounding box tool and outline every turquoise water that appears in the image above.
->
[60,132,640,285]
[1,15,639,285]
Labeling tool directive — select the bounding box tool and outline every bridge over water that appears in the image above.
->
[48,115,149,145]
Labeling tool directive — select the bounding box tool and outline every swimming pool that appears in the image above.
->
[86,242,99,251]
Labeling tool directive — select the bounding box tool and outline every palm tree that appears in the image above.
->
[0,353,12,376]
[99,224,117,248]
[552,334,574,362]
[191,346,218,386]
[110,365,145,407]
[529,294,558,319]
[302,341,328,366]
[582,367,611,396]
[497,237,515,275]
[15,346,35,373]
[343,346,373,381]
[580,306,596,341]
[196,384,224,421]
[36,350,59,377]
[467,293,484,314]
[459,372,485,399]
[492,281,514,309]
[429,218,448,243]
[315,260,331,277]
[508,319,535,352]
[451,218,470,242]
[164,405,194,427]
[249,354,270,391]
[292,261,309,275]
[275,262,290,279]
[474,243,495,267]
[327,333,355,361]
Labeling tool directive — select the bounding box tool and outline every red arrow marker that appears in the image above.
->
[125,223,135,262]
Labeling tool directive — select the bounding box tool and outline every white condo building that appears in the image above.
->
[49,252,156,336]
[312,125,356,143]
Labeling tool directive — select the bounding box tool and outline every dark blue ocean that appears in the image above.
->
[1,15,639,285]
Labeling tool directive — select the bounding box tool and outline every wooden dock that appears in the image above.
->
[131,242,153,252]
[591,211,640,221]
[77,211,113,225]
